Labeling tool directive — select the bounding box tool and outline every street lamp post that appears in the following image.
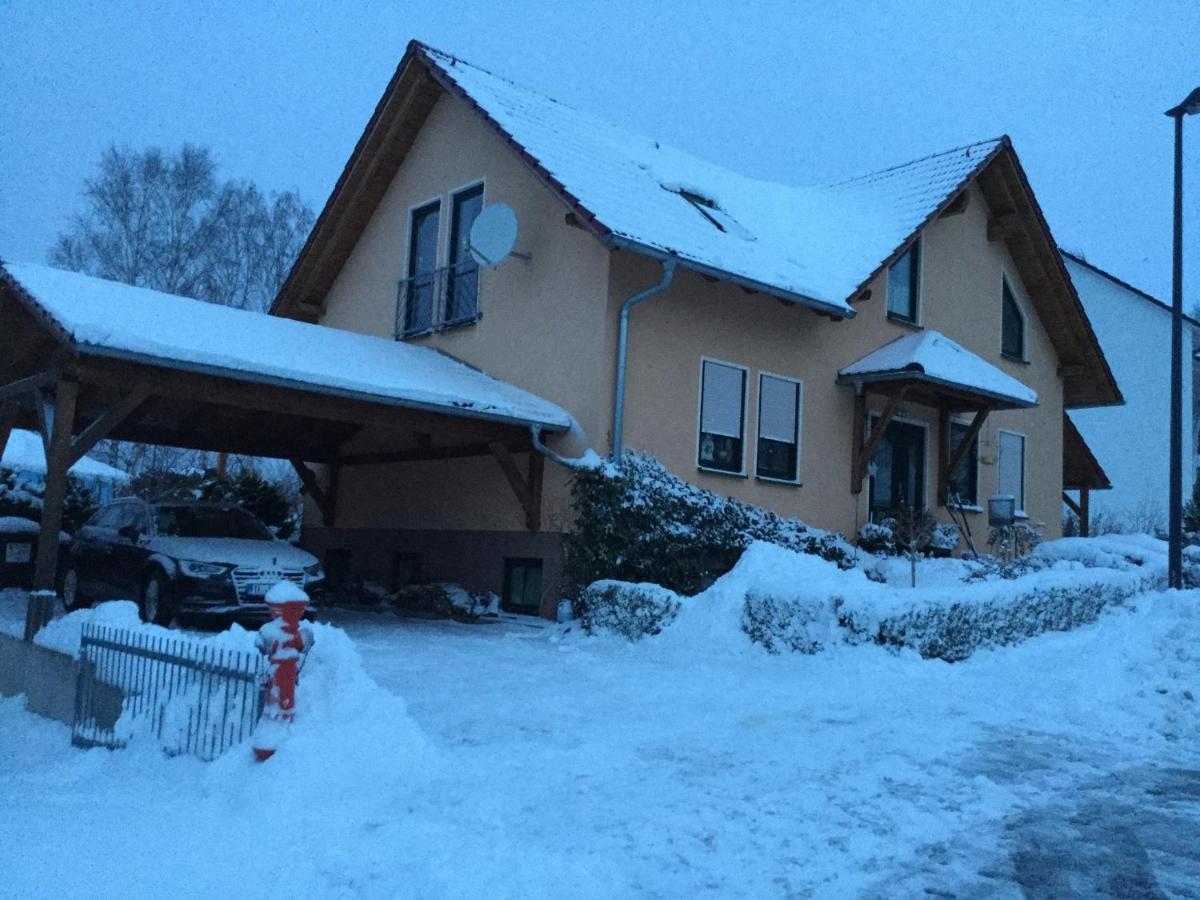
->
[1166,87,1200,590]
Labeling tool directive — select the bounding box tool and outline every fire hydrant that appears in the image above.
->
[252,581,314,761]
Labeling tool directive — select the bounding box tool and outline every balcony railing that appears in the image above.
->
[395,262,480,338]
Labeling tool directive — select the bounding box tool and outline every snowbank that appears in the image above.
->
[33,600,146,657]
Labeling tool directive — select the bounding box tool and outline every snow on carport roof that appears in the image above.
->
[422,44,1003,315]
[838,330,1038,408]
[1,263,572,431]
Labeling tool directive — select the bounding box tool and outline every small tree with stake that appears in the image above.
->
[891,501,935,588]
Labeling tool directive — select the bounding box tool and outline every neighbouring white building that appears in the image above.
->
[1062,252,1198,532]
[1,428,130,504]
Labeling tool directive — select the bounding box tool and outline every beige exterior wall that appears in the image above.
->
[617,182,1065,542]
[315,92,615,537]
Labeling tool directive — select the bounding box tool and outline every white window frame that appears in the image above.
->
[997,428,1028,517]
[947,415,982,512]
[885,236,923,326]
[755,371,803,485]
[401,194,444,337]
[445,178,487,326]
[1000,269,1029,362]
[696,357,749,477]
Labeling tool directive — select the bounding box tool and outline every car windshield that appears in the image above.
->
[153,506,273,541]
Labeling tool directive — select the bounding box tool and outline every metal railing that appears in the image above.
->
[73,623,266,761]
[395,262,480,338]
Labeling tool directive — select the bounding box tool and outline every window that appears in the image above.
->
[948,420,979,506]
[1001,278,1025,359]
[756,374,801,482]
[698,360,747,473]
[503,558,543,614]
[997,430,1027,514]
[402,200,441,335]
[887,239,921,323]
[869,417,926,515]
[446,185,484,323]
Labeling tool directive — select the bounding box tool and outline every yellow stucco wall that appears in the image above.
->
[617,182,1065,542]
[315,92,615,533]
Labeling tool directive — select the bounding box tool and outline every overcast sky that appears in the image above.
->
[2,0,1197,303]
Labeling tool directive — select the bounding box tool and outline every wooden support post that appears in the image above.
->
[489,442,540,530]
[940,406,990,505]
[850,388,866,493]
[0,400,15,461]
[852,387,907,494]
[290,459,336,527]
[0,370,57,405]
[937,407,951,505]
[526,448,544,532]
[1080,487,1090,538]
[26,380,78,639]
[1062,492,1082,517]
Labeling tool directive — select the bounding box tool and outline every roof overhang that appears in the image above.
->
[1063,414,1112,491]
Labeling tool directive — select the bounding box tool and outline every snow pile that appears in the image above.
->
[0,515,39,534]
[33,600,146,657]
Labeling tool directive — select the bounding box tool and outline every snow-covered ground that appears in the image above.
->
[1,585,1198,897]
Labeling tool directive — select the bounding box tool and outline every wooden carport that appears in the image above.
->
[0,264,571,639]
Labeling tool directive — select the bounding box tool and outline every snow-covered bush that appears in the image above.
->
[564,453,852,596]
[390,583,496,620]
[577,580,681,640]
[741,592,841,654]
[930,522,960,553]
[856,521,895,555]
[0,465,97,534]
[987,522,1042,560]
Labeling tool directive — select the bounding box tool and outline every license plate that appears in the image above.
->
[243,583,272,596]
[4,543,31,564]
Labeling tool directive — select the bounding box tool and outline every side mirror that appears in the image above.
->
[118,525,141,542]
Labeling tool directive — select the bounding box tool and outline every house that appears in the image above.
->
[2,427,129,503]
[267,41,1119,613]
[1061,252,1197,532]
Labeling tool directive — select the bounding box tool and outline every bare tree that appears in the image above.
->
[50,144,313,312]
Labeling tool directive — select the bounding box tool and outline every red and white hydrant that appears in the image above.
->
[253,581,314,761]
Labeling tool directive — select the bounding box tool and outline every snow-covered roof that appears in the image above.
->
[2,429,130,482]
[421,45,1004,315]
[1,263,572,431]
[838,331,1038,408]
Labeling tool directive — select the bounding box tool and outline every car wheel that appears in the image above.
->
[140,571,172,626]
[61,568,86,612]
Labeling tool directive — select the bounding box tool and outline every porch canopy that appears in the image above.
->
[1062,413,1111,536]
[837,330,1038,502]
[0,263,571,633]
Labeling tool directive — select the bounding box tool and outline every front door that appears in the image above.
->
[869,418,926,518]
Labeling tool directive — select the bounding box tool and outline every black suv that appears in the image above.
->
[63,499,323,624]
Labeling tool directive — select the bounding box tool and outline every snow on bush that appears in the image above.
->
[577,580,681,640]
[564,452,853,597]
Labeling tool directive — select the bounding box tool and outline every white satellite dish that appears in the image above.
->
[468,202,521,266]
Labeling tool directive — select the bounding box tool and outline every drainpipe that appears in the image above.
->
[612,259,677,458]
[529,425,598,470]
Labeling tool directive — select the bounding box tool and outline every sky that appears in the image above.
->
[1,0,1198,304]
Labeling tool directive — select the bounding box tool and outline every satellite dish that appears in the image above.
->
[468,202,519,266]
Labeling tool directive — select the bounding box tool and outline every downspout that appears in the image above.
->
[612,259,678,458]
[529,425,598,470]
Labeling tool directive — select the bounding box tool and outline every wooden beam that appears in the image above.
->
[850,388,866,493]
[940,407,990,505]
[339,439,527,467]
[852,387,907,493]
[937,407,951,505]
[0,370,57,405]
[1062,492,1081,516]
[0,400,15,461]
[489,442,542,530]
[68,384,152,467]
[28,380,79,636]
[526,448,544,532]
[1080,487,1090,538]
[987,213,1023,243]
[290,459,336,527]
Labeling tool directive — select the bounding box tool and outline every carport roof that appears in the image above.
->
[0,263,571,432]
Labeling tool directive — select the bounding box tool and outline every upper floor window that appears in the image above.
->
[1001,278,1025,360]
[948,420,979,507]
[446,185,484,324]
[402,200,441,335]
[887,238,921,323]
[698,359,746,474]
[756,373,801,483]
